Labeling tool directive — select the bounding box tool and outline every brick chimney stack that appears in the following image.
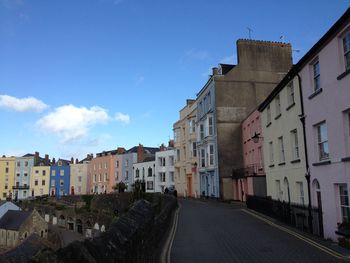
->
[75,158,79,164]
[52,158,56,165]
[160,143,165,151]
[71,157,74,164]
[137,144,144,163]
[45,154,49,165]
[168,140,174,148]
[34,152,39,165]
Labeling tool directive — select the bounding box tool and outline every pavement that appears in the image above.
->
[170,198,350,263]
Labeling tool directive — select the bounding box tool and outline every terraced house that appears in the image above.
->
[30,154,51,197]
[14,154,35,200]
[50,159,71,198]
[0,156,15,200]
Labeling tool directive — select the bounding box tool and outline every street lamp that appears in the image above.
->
[251,132,263,143]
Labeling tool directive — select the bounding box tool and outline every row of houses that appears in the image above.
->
[173,8,350,240]
[0,143,175,200]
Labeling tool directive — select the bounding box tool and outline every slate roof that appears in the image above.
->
[126,146,160,154]
[22,153,34,158]
[0,210,31,231]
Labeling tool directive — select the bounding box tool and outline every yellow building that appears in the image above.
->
[30,166,50,197]
[0,157,15,200]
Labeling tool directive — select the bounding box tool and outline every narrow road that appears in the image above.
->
[171,199,345,263]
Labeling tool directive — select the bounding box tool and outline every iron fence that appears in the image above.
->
[246,195,323,237]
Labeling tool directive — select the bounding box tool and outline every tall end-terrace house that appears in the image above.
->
[0,156,15,200]
[258,72,307,206]
[30,154,51,197]
[298,8,350,240]
[70,154,92,195]
[14,154,35,200]
[196,39,292,199]
[133,158,156,193]
[173,99,199,197]
[123,145,159,191]
[236,109,266,201]
[50,159,71,198]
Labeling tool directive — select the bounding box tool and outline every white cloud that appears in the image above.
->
[0,94,48,112]
[36,105,109,143]
[115,112,130,124]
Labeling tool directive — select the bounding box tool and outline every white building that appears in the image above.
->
[133,159,156,192]
[155,149,175,193]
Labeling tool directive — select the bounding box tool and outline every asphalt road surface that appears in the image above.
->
[171,199,345,263]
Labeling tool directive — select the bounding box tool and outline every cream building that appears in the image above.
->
[173,99,199,198]
[0,157,15,200]
[30,166,50,197]
[259,74,308,205]
[70,157,91,195]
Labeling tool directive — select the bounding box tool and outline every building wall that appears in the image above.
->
[261,76,308,205]
[0,157,15,200]
[113,154,124,186]
[50,163,70,198]
[155,149,175,193]
[30,166,50,197]
[300,20,350,240]
[88,155,114,194]
[235,110,265,201]
[70,162,89,195]
[174,99,199,198]
[133,160,156,192]
[14,156,34,200]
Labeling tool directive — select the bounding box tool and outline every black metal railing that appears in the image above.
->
[12,185,30,190]
[246,195,323,237]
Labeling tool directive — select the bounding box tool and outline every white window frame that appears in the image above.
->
[208,144,214,166]
[291,129,300,160]
[340,184,350,223]
[313,60,320,92]
[269,141,274,165]
[343,31,350,71]
[296,182,305,205]
[200,148,205,168]
[208,116,213,136]
[316,122,329,160]
[275,95,281,117]
[287,82,295,106]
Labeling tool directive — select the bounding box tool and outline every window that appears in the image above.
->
[116,160,119,168]
[16,173,20,177]
[34,169,39,174]
[94,174,97,183]
[201,149,205,167]
[3,193,6,198]
[24,173,27,177]
[192,142,197,157]
[343,31,350,70]
[291,129,300,160]
[148,167,152,177]
[275,180,281,200]
[317,122,329,160]
[275,95,281,117]
[169,156,174,166]
[313,61,320,92]
[147,181,154,190]
[340,184,350,223]
[35,180,38,186]
[278,136,285,163]
[126,160,129,167]
[60,169,64,176]
[125,171,129,181]
[78,176,82,182]
[136,168,140,178]
[159,172,166,182]
[52,170,56,176]
[51,179,55,187]
[208,116,213,136]
[287,82,295,106]
[191,119,196,133]
[17,162,20,167]
[43,170,46,176]
[4,185,8,190]
[5,167,8,173]
[99,174,102,182]
[159,157,165,167]
[24,161,28,167]
[200,124,204,140]
[104,162,107,169]
[78,186,81,193]
[170,172,174,182]
[269,142,274,165]
[297,182,305,205]
[209,144,214,166]
[176,149,180,161]
[42,180,45,186]
[104,173,107,182]
[60,179,64,186]
[266,105,271,125]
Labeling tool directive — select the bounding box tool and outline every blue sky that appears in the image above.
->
[0,0,348,160]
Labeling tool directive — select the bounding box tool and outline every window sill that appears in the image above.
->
[274,114,281,120]
[291,159,301,164]
[308,88,323,100]
[286,102,295,111]
[278,162,286,166]
[268,164,275,168]
[312,160,331,166]
[341,157,350,162]
[337,68,350,80]
[266,122,272,128]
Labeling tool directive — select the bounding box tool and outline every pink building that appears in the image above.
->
[299,8,350,240]
[233,110,266,201]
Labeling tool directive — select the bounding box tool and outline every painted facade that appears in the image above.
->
[236,110,266,201]
[14,154,35,200]
[173,99,199,198]
[30,166,50,197]
[133,160,156,192]
[299,9,350,240]
[0,157,15,200]
[259,75,308,205]
[155,149,175,193]
[50,159,71,198]
[70,156,91,195]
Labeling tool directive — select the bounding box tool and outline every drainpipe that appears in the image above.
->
[295,71,313,234]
